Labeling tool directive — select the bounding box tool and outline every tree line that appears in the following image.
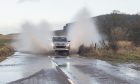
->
[95,10,140,46]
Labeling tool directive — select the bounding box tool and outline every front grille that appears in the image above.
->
[56,46,66,48]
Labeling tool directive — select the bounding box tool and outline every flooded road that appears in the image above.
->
[0,52,70,84]
[53,57,140,84]
[0,52,140,84]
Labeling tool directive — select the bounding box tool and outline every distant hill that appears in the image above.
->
[95,13,140,40]
[0,34,15,40]
[0,33,19,40]
[0,34,16,46]
[62,13,140,46]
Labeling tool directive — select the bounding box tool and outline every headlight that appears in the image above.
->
[66,44,70,47]
[51,43,54,47]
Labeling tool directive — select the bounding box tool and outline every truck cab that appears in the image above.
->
[52,36,70,56]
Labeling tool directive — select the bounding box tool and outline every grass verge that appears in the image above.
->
[78,41,140,64]
[0,45,15,62]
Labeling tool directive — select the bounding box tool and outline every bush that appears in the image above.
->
[0,44,15,62]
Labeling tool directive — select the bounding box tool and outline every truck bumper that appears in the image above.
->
[54,48,69,51]
[54,49,69,56]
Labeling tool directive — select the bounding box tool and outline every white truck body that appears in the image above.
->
[52,36,70,55]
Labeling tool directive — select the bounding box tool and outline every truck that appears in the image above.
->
[52,36,70,56]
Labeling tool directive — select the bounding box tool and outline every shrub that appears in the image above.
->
[0,44,14,62]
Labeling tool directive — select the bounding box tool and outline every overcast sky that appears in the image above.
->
[0,0,140,34]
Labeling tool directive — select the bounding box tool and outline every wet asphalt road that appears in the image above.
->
[53,57,140,84]
[0,52,70,84]
[0,52,140,84]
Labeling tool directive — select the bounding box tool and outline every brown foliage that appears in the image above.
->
[0,44,14,57]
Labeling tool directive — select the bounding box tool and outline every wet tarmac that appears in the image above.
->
[1,52,140,84]
[9,69,70,84]
[0,52,70,84]
[53,57,140,84]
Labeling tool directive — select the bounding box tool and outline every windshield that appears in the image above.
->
[53,37,67,42]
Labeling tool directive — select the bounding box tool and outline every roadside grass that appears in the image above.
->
[0,56,7,62]
[96,53,140,64]
[0,39,14,62]
[0,45,15,62]
[78,41,140,64]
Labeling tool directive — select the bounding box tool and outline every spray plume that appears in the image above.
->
[67,8,102,51]
[13,21,54,54]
